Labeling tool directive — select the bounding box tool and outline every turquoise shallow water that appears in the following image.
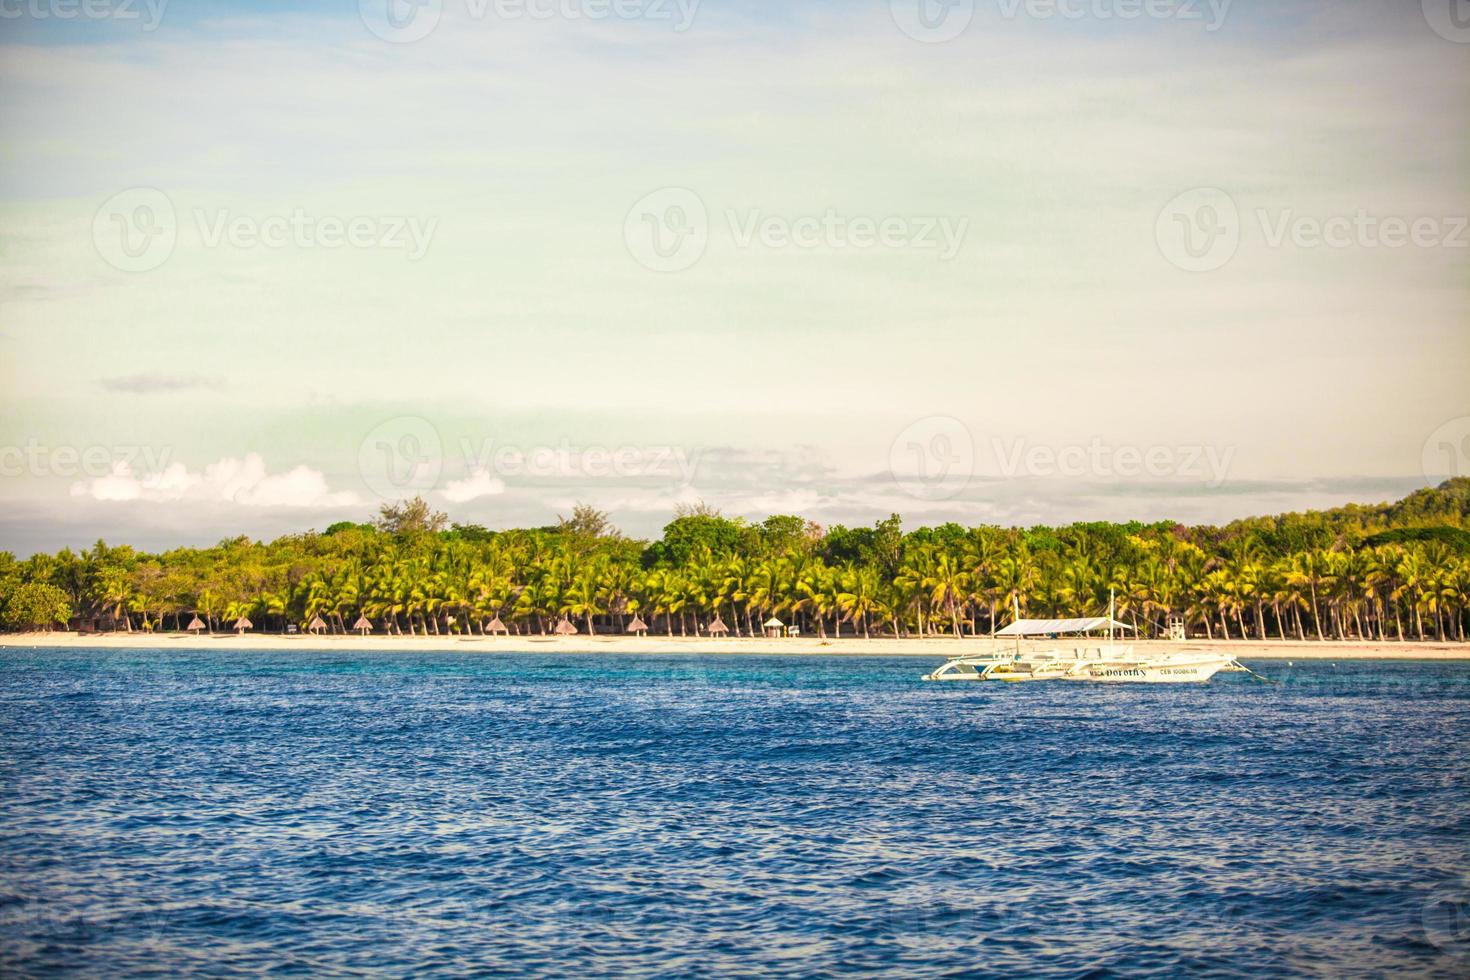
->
[1,648,1468,977]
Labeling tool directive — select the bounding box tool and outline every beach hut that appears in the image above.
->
[352,614,373,635]
[233,616,253,634]
[485,617,509,635]
[763,617,785,638]
[186,615,207,634]
[706,616,730,637]
[307,615,328,635]
[553,618,578,636]
[626,616,649,636]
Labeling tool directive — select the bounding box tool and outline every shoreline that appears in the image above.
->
[1,632,1468,660]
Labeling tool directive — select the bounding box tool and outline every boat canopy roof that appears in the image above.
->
[997,617,1133,637]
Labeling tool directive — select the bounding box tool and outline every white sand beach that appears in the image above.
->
[2,632,1467,660]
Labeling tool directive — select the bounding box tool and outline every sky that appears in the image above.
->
[0,0,1467,554]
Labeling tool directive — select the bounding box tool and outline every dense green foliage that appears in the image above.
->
[0,582,72,631]
[4,481,1470,641]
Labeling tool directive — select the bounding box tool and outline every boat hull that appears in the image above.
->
[922,651,1237,683]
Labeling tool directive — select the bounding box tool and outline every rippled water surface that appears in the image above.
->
[2,648,1469,977]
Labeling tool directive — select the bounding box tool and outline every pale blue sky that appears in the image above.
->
[1,1,1467,553]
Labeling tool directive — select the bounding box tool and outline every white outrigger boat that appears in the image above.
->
[922,596,1245,684]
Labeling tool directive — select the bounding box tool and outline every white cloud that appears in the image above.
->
[441,467,506,503]
[70,454,358,508]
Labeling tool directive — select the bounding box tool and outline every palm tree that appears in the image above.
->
[992,551,1037,626]
[796,561,843,638]
[837,564,880,639]
[723,556,756,636]
[1286,551,1329,641]
[892,556,929,637]
[747,560,783,633]
[923,549,970,638]
[1395,549,1431,640]
[566,569,605,635]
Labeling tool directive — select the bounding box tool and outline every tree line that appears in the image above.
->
[2,481,1469,642]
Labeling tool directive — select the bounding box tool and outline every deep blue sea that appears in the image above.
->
[1,648,1468,977]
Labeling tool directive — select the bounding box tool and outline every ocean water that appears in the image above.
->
[1,648,1468,978]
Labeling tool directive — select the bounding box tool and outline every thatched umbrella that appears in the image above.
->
[307,615,328,635]
[626,616,649,636]
[352,614,373,635]
[706,616,730,636]
[485,617,509,635]
[186,615,207,633]
[763,617,785,638]
[553,618,578,636]
[233,616,253,634]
